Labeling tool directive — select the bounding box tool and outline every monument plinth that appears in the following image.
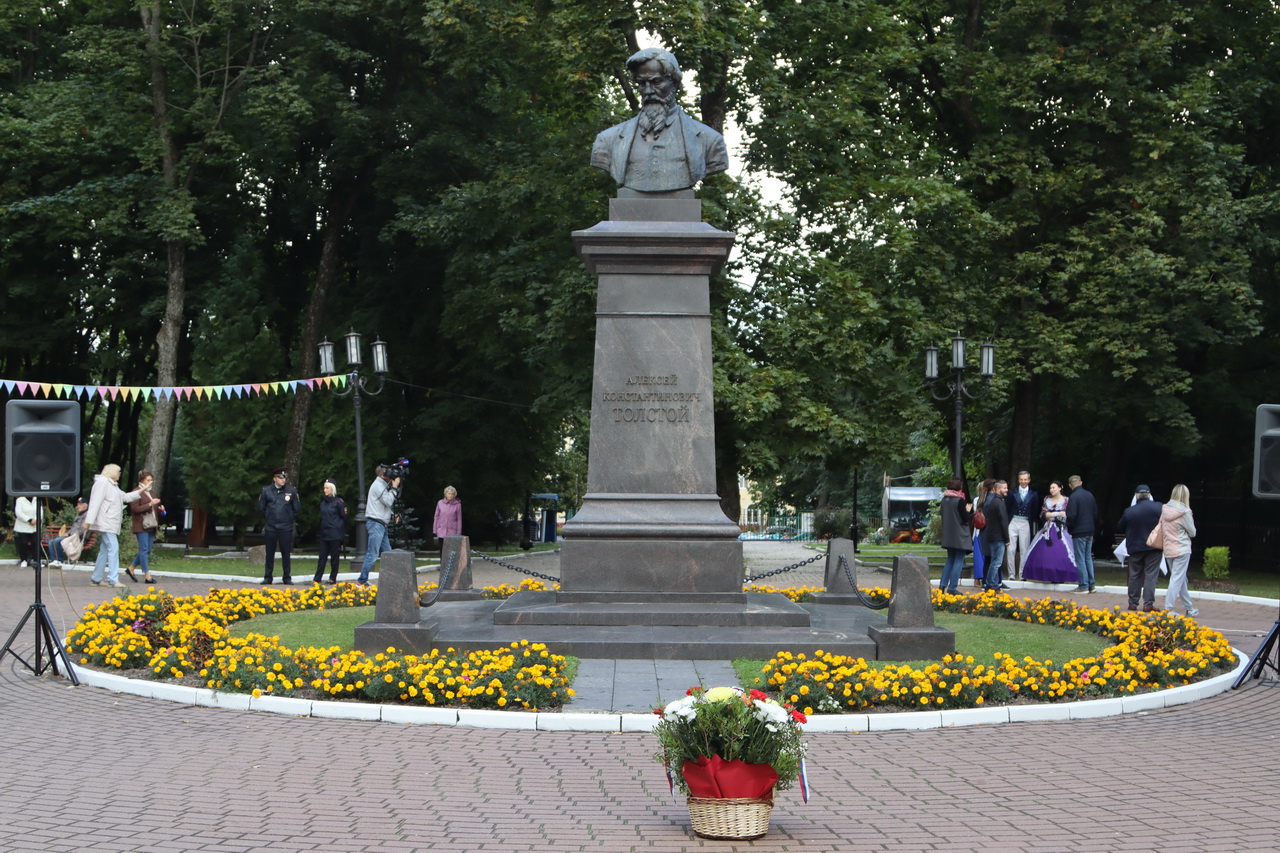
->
[358,49,941,660]
[558,191,744,598]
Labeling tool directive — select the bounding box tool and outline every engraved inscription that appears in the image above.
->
[625,374,678,386]
[602,374,700,424]
[611,406,691,423]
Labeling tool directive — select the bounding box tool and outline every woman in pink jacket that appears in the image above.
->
[1160,484,1198,616]
[433,486,462,545]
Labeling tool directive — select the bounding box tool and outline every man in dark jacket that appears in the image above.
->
[1115,485,1163,611]
[1066,475,1100,594]
[981,480,1012,591]
[258,465,300,584]
[1004,471,1039,580]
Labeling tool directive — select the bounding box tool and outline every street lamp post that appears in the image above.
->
[319,331,389,559]
[924,334,995,480]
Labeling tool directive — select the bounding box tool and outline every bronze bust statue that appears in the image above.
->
[591,48,729,193]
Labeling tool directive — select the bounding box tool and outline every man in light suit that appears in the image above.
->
[1004,470,1039,581]
[591,48,729,193]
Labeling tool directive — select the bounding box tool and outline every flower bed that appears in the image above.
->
[65,584,573,710]
[761,588,1236,714]
[66,582,1234,715]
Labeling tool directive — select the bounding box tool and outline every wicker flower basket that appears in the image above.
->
[686,790,774,840]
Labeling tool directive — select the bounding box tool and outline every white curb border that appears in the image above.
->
[71,646,1253,733]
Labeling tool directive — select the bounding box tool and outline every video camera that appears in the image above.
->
[381,457,410,482]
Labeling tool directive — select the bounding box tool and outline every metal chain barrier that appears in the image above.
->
[742,550,826,583]
[420,549,459,608]
[839,553,890,610]
[471,549,562,584]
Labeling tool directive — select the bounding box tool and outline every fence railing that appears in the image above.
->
[738,510,816,540]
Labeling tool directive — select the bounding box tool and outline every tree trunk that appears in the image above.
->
[145,239,186,489]
[283,183,359,483]
[1009,375,1038,476]
[141,2,184,491]
[715,407,741,524]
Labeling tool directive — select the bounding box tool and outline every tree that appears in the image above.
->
[138,0,277,491]
[729,0,1272,493]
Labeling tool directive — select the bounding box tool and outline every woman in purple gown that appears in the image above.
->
[1022,481,1078,584]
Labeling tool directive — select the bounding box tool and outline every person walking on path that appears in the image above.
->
[1116,485,1164,612]
[125,470,162,584]
[433,486,462,547]
[1004,471,1039,581]
[358,464,401,587]
[1065,474,1099,593]
[980,479,1011,591]
[1160,484,1198,616]
[938,477,973,595]
[86,464,143,588]
[313,478,348,585]
[12,496,37,567]
[258,466,300,585]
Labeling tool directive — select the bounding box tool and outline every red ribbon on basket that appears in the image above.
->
[682,756,778,799]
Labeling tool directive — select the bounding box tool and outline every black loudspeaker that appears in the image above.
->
[5,399,81,497]
[1255,404,1280,500]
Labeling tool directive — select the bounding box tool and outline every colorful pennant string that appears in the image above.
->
[0,375,349,401]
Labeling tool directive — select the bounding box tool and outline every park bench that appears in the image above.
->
[41,524,98,562]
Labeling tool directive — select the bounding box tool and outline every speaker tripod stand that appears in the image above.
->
[0,501,79,685]
[1232,617,1280,690]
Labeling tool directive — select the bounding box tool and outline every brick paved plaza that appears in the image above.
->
[1,552,1276,852]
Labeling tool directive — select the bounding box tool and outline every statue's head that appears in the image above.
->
[627,47,686,108]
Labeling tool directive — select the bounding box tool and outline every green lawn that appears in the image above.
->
[227,606,580,682]
[732,611,1113,687]
[229,605,376,650]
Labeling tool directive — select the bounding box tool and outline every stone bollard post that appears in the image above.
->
[373,550,420,624]
[813,538,861,604]
[886,553,936,629]
[867,554,955,660]
[355,548,440,654]
[436,536,482,601]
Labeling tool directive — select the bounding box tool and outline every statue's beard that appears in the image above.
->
[638,95,677,140]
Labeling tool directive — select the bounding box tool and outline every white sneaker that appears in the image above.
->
[19,561,28,568]
[48,560,62,569]
[1186,608,1199,617]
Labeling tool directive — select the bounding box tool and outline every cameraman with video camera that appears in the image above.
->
[357,462,402,586]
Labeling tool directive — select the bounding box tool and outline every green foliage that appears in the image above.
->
[1201,546,1231,580]
[729,0,1277,485]
[2,0,1278,556]
[812,506,852,541]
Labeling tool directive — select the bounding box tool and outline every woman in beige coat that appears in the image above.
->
[1160,484,1198,616]
[85,464,143,588]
